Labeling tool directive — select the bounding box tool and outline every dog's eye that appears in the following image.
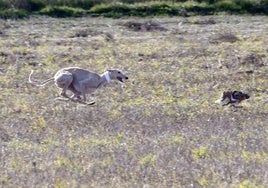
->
[118,71,121,74]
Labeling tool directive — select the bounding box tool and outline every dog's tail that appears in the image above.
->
[28,70,54,87]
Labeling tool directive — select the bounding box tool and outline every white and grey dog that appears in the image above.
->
[29,67,128,104]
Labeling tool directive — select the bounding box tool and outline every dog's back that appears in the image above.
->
[62,67,100,81]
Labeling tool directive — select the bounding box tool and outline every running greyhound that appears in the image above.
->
[29,67,128,104]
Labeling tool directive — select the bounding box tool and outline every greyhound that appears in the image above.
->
[215,90,250,107]
[29,67,128,104]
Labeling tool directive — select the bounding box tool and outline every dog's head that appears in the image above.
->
[108,69,128,82]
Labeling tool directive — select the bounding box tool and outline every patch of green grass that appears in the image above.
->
[89,3,179,18]
[192,146,209,160]
[215,0,242,13]
[241,150,268,163]
[183,1,215,15]
[0,9,29,19]
[168,135,183,144]
[38,6,86,17]
[140,154,157,166]
[1,0,267,18]
[236,180,265,188]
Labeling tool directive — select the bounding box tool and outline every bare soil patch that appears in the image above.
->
[120,20,167,32]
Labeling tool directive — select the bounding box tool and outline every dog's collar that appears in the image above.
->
[104,71,111,83]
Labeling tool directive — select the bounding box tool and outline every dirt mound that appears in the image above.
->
[241,53,265,67]
[120,20,167,32]
[210,32,239,43]
[191,17,216,25]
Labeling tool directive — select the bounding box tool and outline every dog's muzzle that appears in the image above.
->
[117,76,128,82]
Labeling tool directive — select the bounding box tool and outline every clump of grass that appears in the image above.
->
[168,135,183,144]
[140,154,157,166]
[0,0,267,19]
[241,53,265,67]
[0,9,29,19]
[0,0,100,10]
[89,3,131,18]
[183,1,215,15]
[192,146,209,160]
[39,6,86,17]
[215,0,242,13]
[237,180,264,188]
[215,0,262,14]
[89,3,179,18]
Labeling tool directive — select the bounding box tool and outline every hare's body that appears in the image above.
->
[215,90,250,107]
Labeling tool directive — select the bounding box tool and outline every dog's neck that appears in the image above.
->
[103,71,111,83]
[97,71,111,88]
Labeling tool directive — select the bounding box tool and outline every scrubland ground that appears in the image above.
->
[0,15,267,187]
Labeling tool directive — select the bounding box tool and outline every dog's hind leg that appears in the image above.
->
[54,71,73,98]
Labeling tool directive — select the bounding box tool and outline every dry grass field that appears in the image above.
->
[0,15,267,187]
